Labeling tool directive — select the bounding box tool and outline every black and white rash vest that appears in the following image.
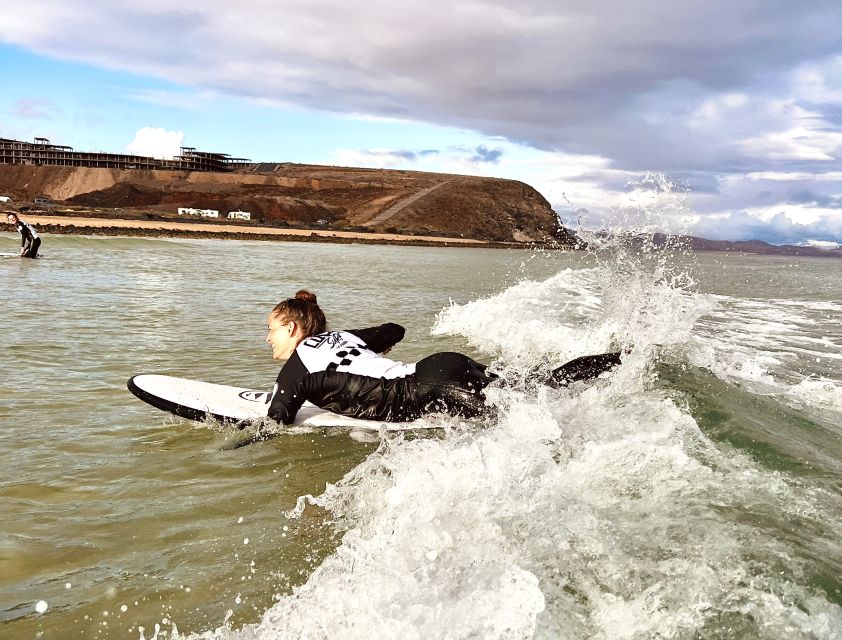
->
[268,323,419,424]
[16,221,39,246]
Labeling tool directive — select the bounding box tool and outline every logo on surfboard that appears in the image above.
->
[239,390,271,403]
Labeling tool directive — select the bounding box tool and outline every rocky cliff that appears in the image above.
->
[0,164,571,244]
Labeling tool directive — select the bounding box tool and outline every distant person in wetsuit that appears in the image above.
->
[7,212,41,258]
[265,290,623,425]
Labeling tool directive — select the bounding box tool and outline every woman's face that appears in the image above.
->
[266,313,302,360]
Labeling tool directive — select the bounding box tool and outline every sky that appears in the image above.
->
[2,1,842,246]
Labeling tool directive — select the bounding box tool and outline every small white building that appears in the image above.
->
[228,210,251,220]
[178,207,219,218]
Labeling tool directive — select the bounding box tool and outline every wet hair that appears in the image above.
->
[271,290,327,338]
[6,212,18,222]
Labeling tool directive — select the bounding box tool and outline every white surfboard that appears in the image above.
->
[128,374,428,431]
[0,252,19,258]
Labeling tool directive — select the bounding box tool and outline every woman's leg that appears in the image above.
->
[411,351,623,418]
[548,352,622,387]
[414,352,496,418]
[22,237,40,258]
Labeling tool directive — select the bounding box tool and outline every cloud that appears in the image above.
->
[540,161,842,244]
[332,145,510,170]
[129,89,216,111]
[11,97,59,120]
[788,189,842,209]
[125,127,184,159]
[470,145,503,164]
[330,148,437,168]
[4,2,842,242]
[3,1,842,171]
[689,210,842,245]
[804,239,840,249]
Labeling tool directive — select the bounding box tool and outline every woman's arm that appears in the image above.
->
[267,353,308,424]
[347,323,405,354]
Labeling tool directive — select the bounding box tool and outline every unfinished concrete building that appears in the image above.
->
[0,137,250,172]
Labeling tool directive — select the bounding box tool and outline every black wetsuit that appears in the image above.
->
[16,220,40,258]
[267,322,622,424]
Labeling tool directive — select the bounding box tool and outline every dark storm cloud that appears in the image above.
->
[788,190,842,209]
[470,145,503,164]
[390,150,422,161]
[354,148,440,163]
[5,0,842,173]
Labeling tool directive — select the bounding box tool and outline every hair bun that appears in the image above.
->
[294,290,318,304]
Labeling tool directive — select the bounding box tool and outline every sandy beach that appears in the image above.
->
[19,214,495,247]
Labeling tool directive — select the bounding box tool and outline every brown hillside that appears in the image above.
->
[0,163,571,243]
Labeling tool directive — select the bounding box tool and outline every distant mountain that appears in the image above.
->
[666,234,842,258]
[585,232,842,258]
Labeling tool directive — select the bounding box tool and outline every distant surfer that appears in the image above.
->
[7,212,41,258]
[265,290,622,425]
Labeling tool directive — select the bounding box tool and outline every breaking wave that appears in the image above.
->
[181,233,842,640]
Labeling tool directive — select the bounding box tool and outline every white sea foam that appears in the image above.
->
[786,376,842,416]
[432,268,611,367]
[190,240,842,640]
[688,293,842,422]
[193,381,842,639]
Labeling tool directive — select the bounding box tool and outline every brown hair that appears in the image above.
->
[271,290,327,338]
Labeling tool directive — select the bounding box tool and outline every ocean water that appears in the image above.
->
[0,233,840,640]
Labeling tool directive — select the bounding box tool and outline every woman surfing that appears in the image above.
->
[266,290,622,425]
[6,212,41,258]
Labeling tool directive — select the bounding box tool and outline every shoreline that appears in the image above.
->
[12,215,559,250]
[5,215,838,258]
